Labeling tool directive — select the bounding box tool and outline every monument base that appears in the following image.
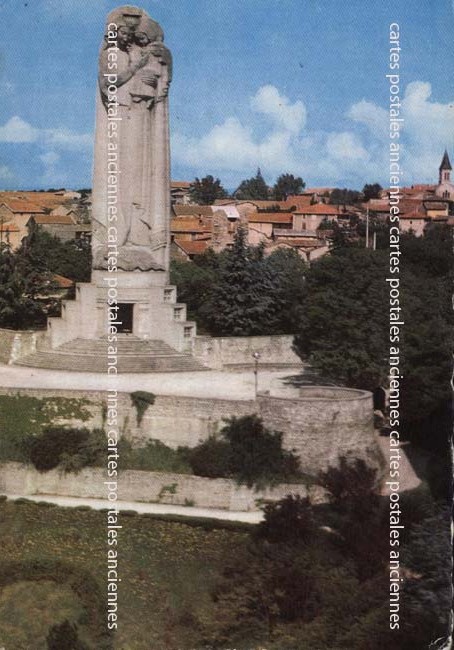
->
[9,270,205,372]
[45,270,196,353]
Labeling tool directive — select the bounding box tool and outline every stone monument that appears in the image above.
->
[20,6,200,372]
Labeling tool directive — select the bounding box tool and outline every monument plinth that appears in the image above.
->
[18,6,201,372]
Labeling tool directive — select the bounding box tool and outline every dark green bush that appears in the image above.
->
[181,438,232,478]
[28,427,104,472]
[46,619,88,650]
[185,415,301,488]
[256,494,315,544]
[119,438,192,474]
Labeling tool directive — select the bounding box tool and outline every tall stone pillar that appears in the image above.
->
[43,6,197,356]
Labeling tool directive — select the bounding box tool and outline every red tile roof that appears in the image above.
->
[174,239,209,255]
[248,212,293,224]
[366,201,389,212]
[1,200,46,214]
[301,188,335,195]
[171,181,192,189]
[32,214,76,225]
[293,204,340,215]
[173,204,213,217]
[0,223,20,232]
[171,217,210,233]
[400,211,426,220]
[281,196,313,209]
[0,191,75,211]
[52,274,74,288]
[270,238,324,248]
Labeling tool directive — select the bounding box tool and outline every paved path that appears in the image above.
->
[5,493,263,523]
[0,363,303,400]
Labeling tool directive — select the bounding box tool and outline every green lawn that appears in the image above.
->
[0,394,91,463]
[0,499,249,650]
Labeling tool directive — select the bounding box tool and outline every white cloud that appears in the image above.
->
[326,132,369,161]
[40,151,60,166]
[0,116,93,153]
[173,81,454,187]
[0,165,13,182]
[344,81,454,183]
[348,100,388,137]
[173,86,307,178]
[402,81,454,145]
[0,116,38,143]
[250,85,306,134]
[39,150,67,186]
[45,128,93,152]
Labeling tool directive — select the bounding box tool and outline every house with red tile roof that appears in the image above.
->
[292,203,340,231]
[172,238,210,260]
[0,200,47,249]
[247,212,293,245]
[28,213,91,243]
[170,216,211,241]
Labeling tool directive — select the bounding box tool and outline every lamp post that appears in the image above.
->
[252,352,261,397]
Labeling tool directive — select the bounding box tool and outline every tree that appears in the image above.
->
[318,457,378,508]
[203,227,278,336]
[329,188,362,206]
[362,183,383,201]
[170,254,219,332]
[234,168,269,200]
[0,244,48,329]
[188,175,227,205]
[272,173,305,201]
[263,248,306,334]
[171,244,306,336]
[398,508,452,649]
[293,248,390,390]
[184,415,300,487]
[18,224,91,282]
[221,415,300,487]
[256,495,315,545]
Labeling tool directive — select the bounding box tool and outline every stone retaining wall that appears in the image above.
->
[258,387,380,473]
[0,328,46,364]
[0,385,382,475]
[192,334,302,370]
[0,462,326,512]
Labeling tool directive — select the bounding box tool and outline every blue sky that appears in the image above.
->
[0,0,453,190]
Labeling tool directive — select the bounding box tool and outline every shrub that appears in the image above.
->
[46,619,88,650]
[185,415,301,488]
[119,438,192,474]
[318,456,378,511]
[222,415,301,487]
[182,438,232,478]
[256,494,315,544]
[28,427,104,472]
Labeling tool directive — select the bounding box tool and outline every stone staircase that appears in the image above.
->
[14,336,208,373]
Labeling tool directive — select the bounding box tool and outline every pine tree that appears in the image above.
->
[203,227,276,335]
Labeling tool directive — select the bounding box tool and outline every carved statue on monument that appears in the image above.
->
[91,5,172,272]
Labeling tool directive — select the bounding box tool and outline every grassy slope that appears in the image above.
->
[0,500,248,650]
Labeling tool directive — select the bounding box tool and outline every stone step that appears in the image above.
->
[57,338,178,356]
[14,337,208,373]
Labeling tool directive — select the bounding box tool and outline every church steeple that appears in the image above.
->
[439,149,452,183]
